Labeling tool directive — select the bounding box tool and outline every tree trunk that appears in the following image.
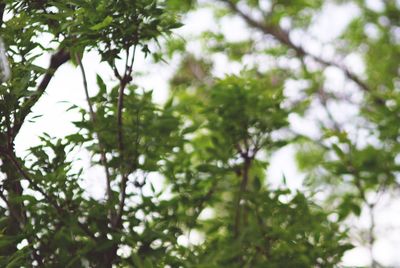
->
[0,154,25,256]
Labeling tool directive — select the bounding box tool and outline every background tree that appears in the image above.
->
[165,0,399,266]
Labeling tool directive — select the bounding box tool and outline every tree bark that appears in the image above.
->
[0,152,25,256]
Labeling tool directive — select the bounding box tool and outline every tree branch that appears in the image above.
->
[221,0,372,94]
[13,48,70,135]
[234,155,251,236]
[0,146,96,240]
[0,3,6,28]
[76,54,114,219]
[114,45,136,228]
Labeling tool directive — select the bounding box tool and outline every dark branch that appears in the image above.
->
[114,45,136,228]
[13,48,70,135]
[0,3,6,28]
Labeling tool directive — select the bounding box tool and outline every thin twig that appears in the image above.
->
[76,54,114,216]
[114,45,137,228]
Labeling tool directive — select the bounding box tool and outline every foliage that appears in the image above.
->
[1,0,399,267]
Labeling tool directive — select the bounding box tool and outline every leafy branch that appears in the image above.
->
[220,0,372,94]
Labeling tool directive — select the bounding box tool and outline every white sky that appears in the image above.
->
[11,1,400,266]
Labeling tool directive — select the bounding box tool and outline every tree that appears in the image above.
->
[0,0,398,267]
[167,0,399,266]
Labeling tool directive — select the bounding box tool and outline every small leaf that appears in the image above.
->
[90,16,113,31]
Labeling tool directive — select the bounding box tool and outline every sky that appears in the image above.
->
[10,0,400,266]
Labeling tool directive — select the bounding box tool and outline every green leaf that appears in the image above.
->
[90,16,113,30]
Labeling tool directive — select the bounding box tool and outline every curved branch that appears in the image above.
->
[221,0,371,93]
[13,48,70,135]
